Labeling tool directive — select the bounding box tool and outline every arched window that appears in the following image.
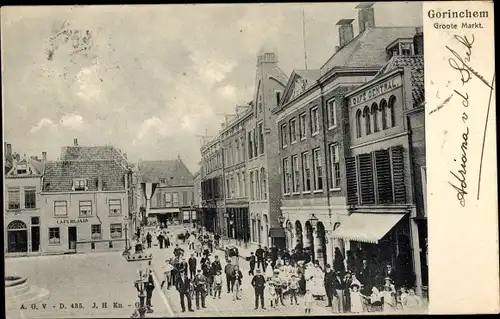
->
[363,106,371,135]
[389,95,397,127]
[380,99,388,129]
[371,103,379,133]
[356,109,362,138]
[260,167,267,200]
[7,220,27,230]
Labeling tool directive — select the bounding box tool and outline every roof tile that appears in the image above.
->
[138,159,194,185]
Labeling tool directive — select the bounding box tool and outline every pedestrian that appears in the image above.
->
[170,259,179,288]
[146,232,152,249]
[251,269,266,310]
[157,232,164,249]
[333,270,345,313]
[289,274,300,305]
[271,270,285,306]
[188,253,197,280]
[324,264,335,307]
[195,240,202,257]
[267,281,277,308]
[179,257,189,277]
[145,274,155,308]
[248,252,256,276]
[193,269,208,310]
[224,261,234,293]
[205,262,215,296]
[164,232,170,248]
[212,255,223,274]
[304,288,313,314]
[401,288,423,313]
[160,259,173,290]
[231,265,243,301]
[255,245,264,270]
[176,271,194,312]
[213,270,223,299]
[349,284,365,313]
[264,261,274,281]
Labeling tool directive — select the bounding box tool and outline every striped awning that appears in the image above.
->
[331,213,406,244]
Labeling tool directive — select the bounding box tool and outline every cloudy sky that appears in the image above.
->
[2,2,422,173]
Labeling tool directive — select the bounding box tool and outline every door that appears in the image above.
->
[68,227,77,250]
[31,226,40,252]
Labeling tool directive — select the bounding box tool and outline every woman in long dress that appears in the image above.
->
[349,284,364,313]
[304,263,315,292]
[311,264,325,299]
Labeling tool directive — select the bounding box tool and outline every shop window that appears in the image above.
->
[109,199,121,215]
[24,188,36,209]
[48,227,60,245]
[110,223,122,238]
[54,201,68,217]
[91,224,101,239]
[79,200,92,217]
[8,188,20,209]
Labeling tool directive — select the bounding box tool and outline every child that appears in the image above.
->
[213,270,223,299]
[266,282,277,308]
[288,274,300,305]
[304,288,313,314]
[380,284,396,313]
[349,284,364,313]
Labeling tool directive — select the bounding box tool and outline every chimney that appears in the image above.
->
[73,138,78,146]
[6,143,12,159]
[336,19,355,48]
[414,27,424,55]
[42,152,47,161]
[356,3,376,34]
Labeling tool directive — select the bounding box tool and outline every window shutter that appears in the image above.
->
[345,156,358,205]
[358,153,375,204]
[391,146,406,203]
[375,149,393,204]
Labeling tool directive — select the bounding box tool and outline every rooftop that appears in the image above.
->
[138,158,194,186]
[60,145,128,167]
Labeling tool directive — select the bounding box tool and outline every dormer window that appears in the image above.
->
[16,164,27,175]
[73,178,88,191]
[160,178,167,184]
[386,39,414,58]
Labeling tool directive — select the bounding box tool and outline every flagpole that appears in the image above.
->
[302,8,308,70]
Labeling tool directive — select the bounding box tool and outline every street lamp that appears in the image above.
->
[308,213,319,230]
[132,279,149,318]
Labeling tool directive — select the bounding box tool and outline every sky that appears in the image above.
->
[2,2,422,174]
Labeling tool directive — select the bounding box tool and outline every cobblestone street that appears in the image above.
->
[6,252,172,319]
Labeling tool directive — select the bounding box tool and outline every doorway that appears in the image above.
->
[31,226,40,252]
[68,227,77,251]
[7,221,28,253]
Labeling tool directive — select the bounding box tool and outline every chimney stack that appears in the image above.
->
[356,3,376,34]
[73,138,78,146]
[42,152,47,161]
[6,143,12,159]
[336,19,355,48]
[414,27,424,55]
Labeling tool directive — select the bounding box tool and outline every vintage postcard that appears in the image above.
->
[1,2,497,318]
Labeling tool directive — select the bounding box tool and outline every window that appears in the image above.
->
[260,168,267,200]
[258,93,263,112]
[110,223,122,238]
[109,199,121,215]
[258,123,264,155]
[291,155,299,193]
[91,224,101,239]
[240,137,245,161]
[302,152,311,192]
[235,141,240,163]
[329,144,341,189]
[281,123,288,148]
[356,109,362,138]
[228,145,233,166]
[276,91,282,105]
[236,173,241,197]
[31,217,40,225]
[226,179,231,199]
[253,130,258,158]
[389,96,397,127]
[182,191,188,206]
[371,103,379,132]
[17,164,27,174]
[363,106,371,135]
[165,193,172,207]
[255,170,260,200]
[283,158,290,194]
[327,99,337,129]
[160,178,167,184]
[250,171,255,200]
[312,148,323,191]
[172,193,179,206]
[400,42,413,56]
[299,112,307,140]
[289,119,297,144]
[73,178,87,191]
[48,227,60,245]
[230,176,235,198]
[380,99,388,129]
[248,131,253,159]
[79,200,92,217]
[54,201,68,217]
[8,189,20,209]
[310,107,319,135]
[242,172,247,197]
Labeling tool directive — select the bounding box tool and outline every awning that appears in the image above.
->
[331,213,406,244]
[269,227,286,238]
[148,208,179,214]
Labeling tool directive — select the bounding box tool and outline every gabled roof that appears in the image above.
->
[42,160,127,192]
[376,55,424,108]
[269,65,289,86]
[138,159,194,186]
[60,145,128,167]
[6,157,45,177]
[320,27,419,76]
[277,69,321,111]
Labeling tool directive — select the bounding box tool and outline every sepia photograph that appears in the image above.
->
[2,2,429,317]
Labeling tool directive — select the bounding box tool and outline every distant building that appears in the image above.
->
[137,156,195,226]
[4,150,46,256]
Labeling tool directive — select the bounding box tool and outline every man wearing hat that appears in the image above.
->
[332,270,346,313]
[323,264,336,308]
[251,268,266,310]
[193,269,208,310]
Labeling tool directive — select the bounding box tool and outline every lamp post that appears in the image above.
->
[123,223,129,256]
[277,214,286,250]
[132,279,149,318]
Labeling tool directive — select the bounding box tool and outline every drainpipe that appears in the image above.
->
[317,79,333,266]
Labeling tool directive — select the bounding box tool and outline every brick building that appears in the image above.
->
[273,3,421,267]
[4,147,46,256]
[39,141,132,254]
[137,157,195,226]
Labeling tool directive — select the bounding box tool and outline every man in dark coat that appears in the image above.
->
[357,259,372,295]
[146,232,152,248]
[157,233,164,249]
[145,274,155,308]
[188,254,197,280]
[193,269,208,309]
[179,257,189,277]
[211,255,222,274]
[324,264,336,307]
[332,271,346,312]
[248,252,256,276]
[255,245,264,270]
[224,262,234,293]
[175,271,194,312]
[251,269,266,310]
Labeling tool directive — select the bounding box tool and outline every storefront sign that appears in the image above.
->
[350,75,402,106]
[56,218,89,224]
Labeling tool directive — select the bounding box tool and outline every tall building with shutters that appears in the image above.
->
[340,30,426,294]
[273,3,423,273]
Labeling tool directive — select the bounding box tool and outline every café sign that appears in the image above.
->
[350,75,402,107]
[56,218,89,224]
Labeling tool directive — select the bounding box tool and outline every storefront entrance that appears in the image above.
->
[68,227,77,251]
[7,221,28,253]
